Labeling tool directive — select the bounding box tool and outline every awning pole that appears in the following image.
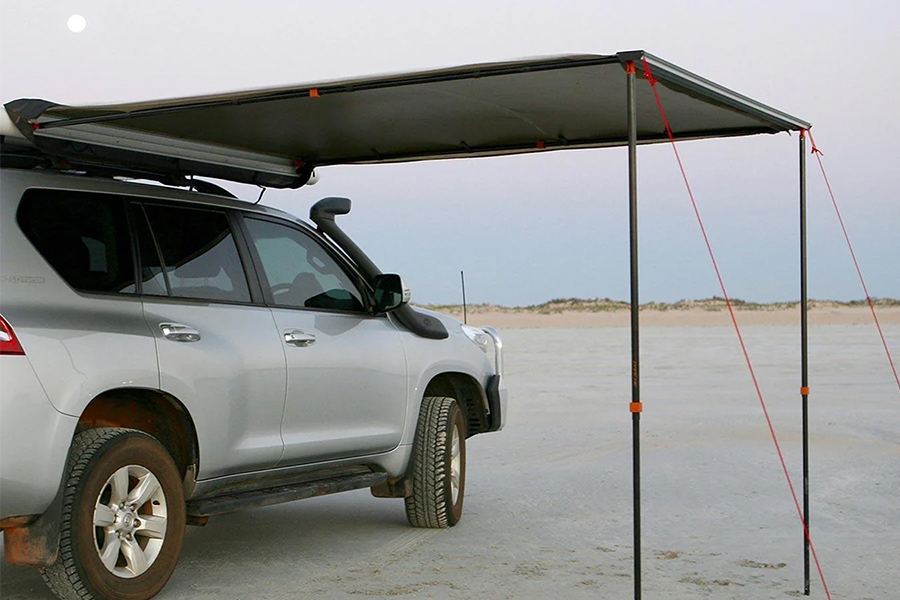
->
[800,130,810,596]
[625,60,642,600]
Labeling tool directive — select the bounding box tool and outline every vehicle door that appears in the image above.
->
[241,215,408,466]
[134,202,287,479]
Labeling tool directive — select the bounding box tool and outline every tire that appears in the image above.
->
[41,428,186,600]
[405,396,466,528]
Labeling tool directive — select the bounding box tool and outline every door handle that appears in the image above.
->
[159,323,201,342]
[284,329,316,347]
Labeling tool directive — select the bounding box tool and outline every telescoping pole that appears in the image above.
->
[800,131,810,596]
[625,60,642,600]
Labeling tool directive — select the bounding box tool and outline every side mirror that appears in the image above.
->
[372,274,411,313]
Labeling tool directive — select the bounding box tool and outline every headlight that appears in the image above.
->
[461,324,490,353]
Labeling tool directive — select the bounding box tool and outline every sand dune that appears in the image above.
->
[426,299,900,329]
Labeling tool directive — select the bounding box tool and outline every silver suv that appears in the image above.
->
[0,159,506,599]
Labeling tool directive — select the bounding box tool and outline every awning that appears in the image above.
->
[3,50,810,188]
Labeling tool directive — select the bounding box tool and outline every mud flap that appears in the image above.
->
[1,490,63,567]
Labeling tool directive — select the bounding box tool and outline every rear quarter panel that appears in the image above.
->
[0,171,166,419]
[0,356,78,518]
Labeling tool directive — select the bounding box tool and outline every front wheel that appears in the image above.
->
[41,428,186,600]
[405,396,466,528]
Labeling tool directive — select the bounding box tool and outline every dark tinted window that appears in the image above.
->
[245,218,365,312]
[143,205,250,303]
[17,190,137,294]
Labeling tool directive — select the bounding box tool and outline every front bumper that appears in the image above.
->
[481,327,508,431]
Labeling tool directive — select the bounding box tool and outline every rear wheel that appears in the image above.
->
[41,428,186,600]
[405,396,466,528]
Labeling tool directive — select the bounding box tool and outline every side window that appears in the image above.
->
[17,190,137,294]
[142,204,251,303]
[245,218,365,312]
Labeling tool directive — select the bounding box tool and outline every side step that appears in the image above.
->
[186,472,389,517]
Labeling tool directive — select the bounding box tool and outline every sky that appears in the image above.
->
[1,0,897,306]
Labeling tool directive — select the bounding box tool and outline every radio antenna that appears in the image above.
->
[460,270,468,324]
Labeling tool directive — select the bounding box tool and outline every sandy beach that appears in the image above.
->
[2,312,897,599]
[437,304,900,329]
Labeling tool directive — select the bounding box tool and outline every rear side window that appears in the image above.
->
[140,204,251,303]
[17,190,137,294]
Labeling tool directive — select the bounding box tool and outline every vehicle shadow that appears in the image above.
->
[1,489,412,599]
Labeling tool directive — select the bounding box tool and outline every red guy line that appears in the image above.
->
[806,129,900,395]
[639,58,833,599]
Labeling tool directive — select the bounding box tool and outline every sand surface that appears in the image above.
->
[2,320,898,599]
[445,305,900,329]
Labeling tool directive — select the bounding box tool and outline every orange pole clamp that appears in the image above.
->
[629,402,643,413]
[625,60,636,75]
[801,387,810,395]
[309,88,320,98]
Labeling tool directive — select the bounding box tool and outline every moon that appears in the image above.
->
[67,15,87,33]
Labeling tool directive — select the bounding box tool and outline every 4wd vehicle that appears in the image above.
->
[0,105,506,600]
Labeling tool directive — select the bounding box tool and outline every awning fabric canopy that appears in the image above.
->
[4,50,810,188]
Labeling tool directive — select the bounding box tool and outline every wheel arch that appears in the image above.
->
[2,389,198,569]
[423,372,489,437]
[77,388,200,488]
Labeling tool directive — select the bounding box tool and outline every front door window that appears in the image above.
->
[244,218,365,312]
